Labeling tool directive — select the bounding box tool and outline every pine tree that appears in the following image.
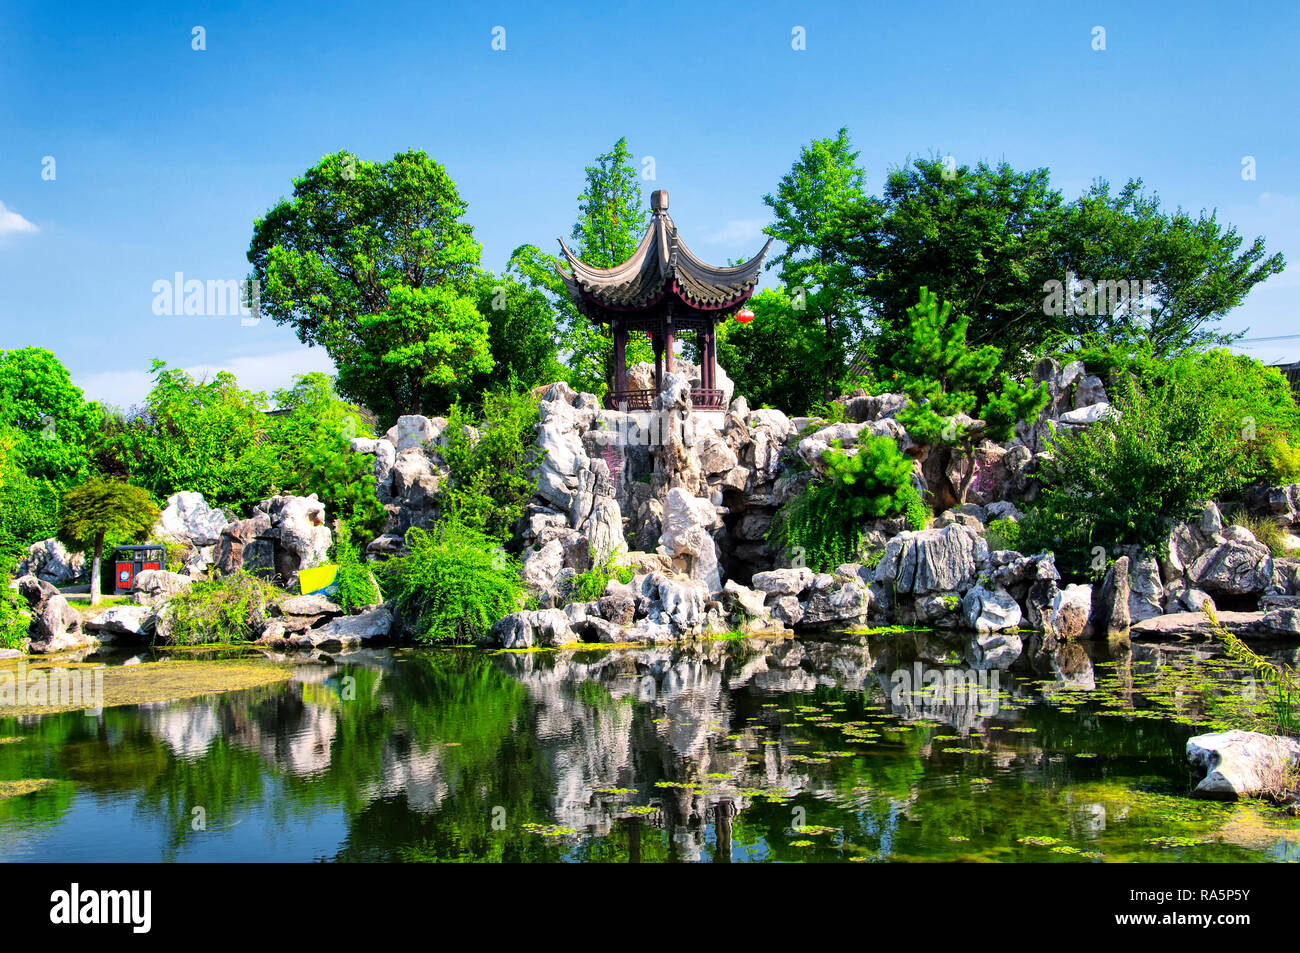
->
[895,288,1049,504]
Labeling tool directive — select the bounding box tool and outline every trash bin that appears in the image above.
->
[112,544,165,594]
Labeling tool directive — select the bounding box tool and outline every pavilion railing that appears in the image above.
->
[604,387,727,411]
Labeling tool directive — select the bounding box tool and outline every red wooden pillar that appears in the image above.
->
[703,320,717,393]
[613,321,627,397]
[652,332,664,391]
[664,319,675,374]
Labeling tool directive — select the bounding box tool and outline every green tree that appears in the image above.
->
[893,288,1049,504]
[714,288,829,414]
[0,347,100,488]
[1053,178,1286,354]
[267,373,384,546]
[96,362,277,510]
[1024,374,1240,577]
[763,128,876,397]
[510,137,653,396]
[58,477,160,605]
[248,149,490,424]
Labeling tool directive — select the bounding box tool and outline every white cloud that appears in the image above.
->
[0,201,38,237]
[75,347,337,409]
[701,218,767,246]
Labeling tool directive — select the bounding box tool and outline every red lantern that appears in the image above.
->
[735,307,755,324]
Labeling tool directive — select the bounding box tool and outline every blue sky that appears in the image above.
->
[2,0,1297,407]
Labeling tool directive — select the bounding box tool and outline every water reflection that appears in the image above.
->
[1,630,1296,863]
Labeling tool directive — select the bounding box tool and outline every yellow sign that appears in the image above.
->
[299,564,339,596]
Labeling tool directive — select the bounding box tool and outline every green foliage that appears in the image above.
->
[771,436,915,571]
[248,149,489,424]
[0,424,61,561]
[569,559,634,604]
[58,477,159,556]
[0,347,100,488]
[1209,607,1297,737]
[376,519,524,644]
[330,521,376,613]
[96,362,278,511]
[715,288,830,415]
[893,288,1049,502]
[763,128,874,399]
[438,382,543,544]
[509,137,653,397]
[900,483,930,532]
[163,572,284,645]
[1022,375,1239,576]
[986,517,1022,553]
[269,374,385,547]
[0,586,27,651]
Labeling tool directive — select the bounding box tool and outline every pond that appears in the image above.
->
[1,631,1298,862]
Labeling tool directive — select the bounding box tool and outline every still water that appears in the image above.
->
[2,632,1297,862]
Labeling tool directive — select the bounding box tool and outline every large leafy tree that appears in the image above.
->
[247,149,490,424]
[96,362,278,511]
[762,128,876,397]
[1053,178,1285,354]
[714,288,828,414]
[894,288,1049,505]
[0,347,100,487]
[860,157,1066,362]
[59,477,160,605]
[510,137,653,396]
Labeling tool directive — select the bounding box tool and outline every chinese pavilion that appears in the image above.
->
[557,190,771,411]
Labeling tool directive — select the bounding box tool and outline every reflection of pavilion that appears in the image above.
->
[557,190,770,411]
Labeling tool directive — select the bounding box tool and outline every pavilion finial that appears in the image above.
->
[650,189,669,212]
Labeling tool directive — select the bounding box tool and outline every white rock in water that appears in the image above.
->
[1186,730,1300,799]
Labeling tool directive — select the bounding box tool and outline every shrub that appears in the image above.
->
[1230,513,1292,558]
[569,559,634,604]
[438,382,544,544]
[1021,373,1238,576]
[331,520,377,612]
[164,571,284,645]
[0,586,27,651]
[770,436,915,571]
[377,518,524,644]
[986,517,1022,552]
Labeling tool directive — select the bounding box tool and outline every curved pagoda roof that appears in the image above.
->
[556,190,771,316]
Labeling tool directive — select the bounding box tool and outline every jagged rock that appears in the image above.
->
[642,572,709,634]
[960,584,1022,634]
[384,415,446,452]
[799,576,870,627]
[1260,608,1300,636]
[86,605,151,638]
[658,487,722,591]
[596,593,637,625]
[131,569,192,607]
[14,538,85,586]
[521,538,565,592]
[768,595,803,627]
[722,580,767,619]
[16,574,58,609]
[1058,402,1113,426]
[874,524,988,596]
[295,606,394,649]
[535,414,589,511]
[751,567,815,597]
[1164,578,1216,614]
[156,491,228,545]
[24,580,91,654]
[617,551,674,576]
[1127,552,1165,622]
[491,608,576,649]
[1093,556,1132,635]
[1073,374,1108,408]
[1187,730,1300,800]
[1048,584,1093,640]
[1189,542,1274,596]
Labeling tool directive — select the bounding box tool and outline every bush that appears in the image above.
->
[331,520,377,612]
[0,586,27,651]
[164,571,284,645]
[1021,373,1238,576]
[438,382,544,544]
[771,436,915,571]
[569,559,634,604]
[986,517,1022,552]
[377,518,524,644]
[1230,513,1292,558]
